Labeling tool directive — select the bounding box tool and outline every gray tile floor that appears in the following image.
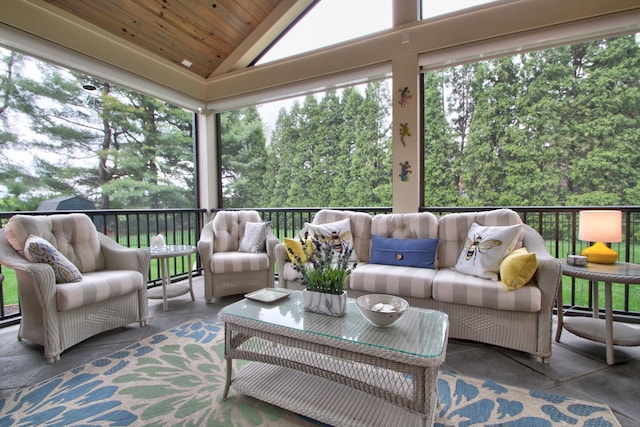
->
[1,277,639,426]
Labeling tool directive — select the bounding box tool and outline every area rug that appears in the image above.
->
[0,319,620,427]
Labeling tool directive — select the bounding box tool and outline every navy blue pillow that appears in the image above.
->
[369,235,438,269]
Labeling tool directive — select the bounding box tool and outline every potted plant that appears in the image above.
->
[287,233,356,317]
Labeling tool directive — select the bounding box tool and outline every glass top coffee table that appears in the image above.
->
[219,291,448,426]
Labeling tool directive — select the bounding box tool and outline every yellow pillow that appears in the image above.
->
[500,247,537,291]
[284,237,313,263]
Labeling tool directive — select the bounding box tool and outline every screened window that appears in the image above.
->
[219,79,392,208]
[421,33,640,207]
[0,49,195,211]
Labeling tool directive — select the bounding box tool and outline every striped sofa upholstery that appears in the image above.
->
[275,208,562,362]
[277,209,372,289]
[0,213,150,363]
[198,210,279,302]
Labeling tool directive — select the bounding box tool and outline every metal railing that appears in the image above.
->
[2,206,639,327]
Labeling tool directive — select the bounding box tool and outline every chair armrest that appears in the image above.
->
[266,234,279,260]
[98,233,151,284]
[275,242,289,280]
[0,232,57,286]
[197,221,215,266]
[522,225,562,301]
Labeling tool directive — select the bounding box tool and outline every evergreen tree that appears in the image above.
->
[220,107,268,207]
[265,107,297,207]
[1,50,194,210]
[566,36,640,205]
[346,82,392,206]
[423,70,460,206]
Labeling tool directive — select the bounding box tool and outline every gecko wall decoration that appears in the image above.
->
[399,122,411,146]
[399,161,412,182]
[398,87,412,107]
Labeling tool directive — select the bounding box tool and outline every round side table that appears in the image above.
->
[148,245,197,311]
[556,260,640,365]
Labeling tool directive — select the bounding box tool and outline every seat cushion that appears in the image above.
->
[56,270,144,311]
[433,268,541,312]
[210,252,269,274]
[350,263,435,299]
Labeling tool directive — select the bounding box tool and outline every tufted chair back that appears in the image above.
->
[211,210,262,252]
[4,213,105,273]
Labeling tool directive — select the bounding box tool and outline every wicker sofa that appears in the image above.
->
[275,208,562,362]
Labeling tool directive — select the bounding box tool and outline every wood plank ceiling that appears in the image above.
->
[43,0,304,79]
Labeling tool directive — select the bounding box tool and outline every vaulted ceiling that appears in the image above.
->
[42,0,315,79]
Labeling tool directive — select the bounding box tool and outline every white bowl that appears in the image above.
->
[356,294,409,328]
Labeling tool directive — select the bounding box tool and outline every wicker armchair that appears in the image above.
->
[198,210,278,302]
[0,213,149,363]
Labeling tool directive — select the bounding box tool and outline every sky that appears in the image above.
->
[254,0,495,138]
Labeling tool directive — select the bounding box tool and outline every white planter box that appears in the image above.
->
[302,289,347,317]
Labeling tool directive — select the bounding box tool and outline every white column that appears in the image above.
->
[391,0,421,213]
[392,54,421,213]
[196,111,218,223]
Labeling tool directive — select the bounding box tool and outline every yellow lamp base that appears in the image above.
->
[581,242,618,264]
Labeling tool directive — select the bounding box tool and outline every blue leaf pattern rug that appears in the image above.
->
[0,319,620,426]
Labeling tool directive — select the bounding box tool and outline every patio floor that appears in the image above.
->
[0,276,638,426]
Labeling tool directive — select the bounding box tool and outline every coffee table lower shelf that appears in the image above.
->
[231,361,432,427]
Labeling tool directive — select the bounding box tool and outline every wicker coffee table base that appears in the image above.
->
[221,322,443,427]
[232,362,430,427]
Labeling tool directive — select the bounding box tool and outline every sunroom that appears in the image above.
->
[0,0,639,425]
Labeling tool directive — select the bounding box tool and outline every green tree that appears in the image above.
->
[264,107,298,207]
[346,82,392,206]
[566,36,640,205]
[220,107,268,207]
[1,50,194,210]
[423,70,460,206]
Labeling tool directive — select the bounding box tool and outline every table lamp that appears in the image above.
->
[578,210,622,264]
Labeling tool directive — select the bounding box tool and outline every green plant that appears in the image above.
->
[287,233,356,295]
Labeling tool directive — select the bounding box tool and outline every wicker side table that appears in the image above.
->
[556,260,640,365]
[148,245,196,311]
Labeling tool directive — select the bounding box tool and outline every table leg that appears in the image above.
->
[555,278,564,342]
[162,257,169,311]
[605,282,614,365]
[187,253,195,301]
[592,280,599,318]
[223,358,232,399]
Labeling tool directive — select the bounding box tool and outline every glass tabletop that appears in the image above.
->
[561,260,640,283]
[148,244,197,257]
[220,291,448,359]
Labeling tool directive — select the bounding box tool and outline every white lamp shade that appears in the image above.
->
[578,210,622,243]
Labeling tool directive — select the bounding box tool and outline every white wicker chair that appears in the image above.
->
[0,213,149,363]
[198,210,278,302]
